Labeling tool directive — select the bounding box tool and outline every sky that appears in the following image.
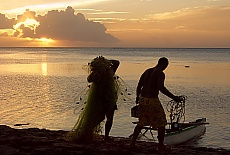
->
[0,0,230,47]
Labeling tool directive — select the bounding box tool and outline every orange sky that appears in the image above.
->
[0,0,230,47]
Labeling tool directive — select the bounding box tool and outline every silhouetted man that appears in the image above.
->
[130,57,182,150]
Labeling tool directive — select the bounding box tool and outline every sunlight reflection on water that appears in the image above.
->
[0,48,230,149]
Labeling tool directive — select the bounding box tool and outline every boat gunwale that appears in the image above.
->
[165,123,205,137]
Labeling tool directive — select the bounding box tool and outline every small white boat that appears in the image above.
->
[130,96,209,145]
[164,118,208,145]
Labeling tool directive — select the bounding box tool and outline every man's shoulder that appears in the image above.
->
[150,68,165,77]
[145,67,154,72]
[142,68,153,76]
[145,67,162,73]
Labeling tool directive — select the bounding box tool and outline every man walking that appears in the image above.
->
[130,57,182,150]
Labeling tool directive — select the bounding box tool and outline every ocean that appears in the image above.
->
[0,47,229,149]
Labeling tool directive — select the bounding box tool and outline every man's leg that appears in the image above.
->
[104,110,114,140]
[130,124,142,147]
[157,126,167,149]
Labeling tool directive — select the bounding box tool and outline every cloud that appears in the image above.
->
[1,0,110,15]
[0,6,118,44]
[139,6,230,31]
[0,13,16,29]
[88,11,130,15]
[101,6,230,48]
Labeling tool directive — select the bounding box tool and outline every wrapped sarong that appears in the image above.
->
[138,96,167,128]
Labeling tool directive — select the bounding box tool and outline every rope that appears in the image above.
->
[166,96,187,124]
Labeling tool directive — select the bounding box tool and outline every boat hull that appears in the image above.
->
[164,119,207,145]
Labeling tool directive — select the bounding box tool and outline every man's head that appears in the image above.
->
[157,57,169,70]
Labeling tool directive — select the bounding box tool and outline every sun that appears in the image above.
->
[37,37,54,46]
[39,38,53,43]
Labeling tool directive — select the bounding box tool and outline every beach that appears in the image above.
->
[1,125,230,155]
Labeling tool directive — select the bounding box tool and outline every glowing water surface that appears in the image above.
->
[0,48,229,149]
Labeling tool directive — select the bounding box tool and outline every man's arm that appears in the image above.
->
[158,72,176,100]
[109,60,120,73]
[136,72,145,104]
[88,59,119,82]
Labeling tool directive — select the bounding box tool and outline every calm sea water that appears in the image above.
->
[0,47,229,149]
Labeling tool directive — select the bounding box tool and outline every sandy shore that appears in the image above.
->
[0,125,229,155]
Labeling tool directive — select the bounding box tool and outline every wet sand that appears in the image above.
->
[0,125,229,155]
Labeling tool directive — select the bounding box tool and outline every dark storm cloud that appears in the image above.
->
[35,6,118,43]
[1,6,119,43]
[0,13,16,29]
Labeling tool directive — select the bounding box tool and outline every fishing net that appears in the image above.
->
[166,96,187,124]
[67,56,133,143]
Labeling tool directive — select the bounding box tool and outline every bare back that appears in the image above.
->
[137,67,165,98]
